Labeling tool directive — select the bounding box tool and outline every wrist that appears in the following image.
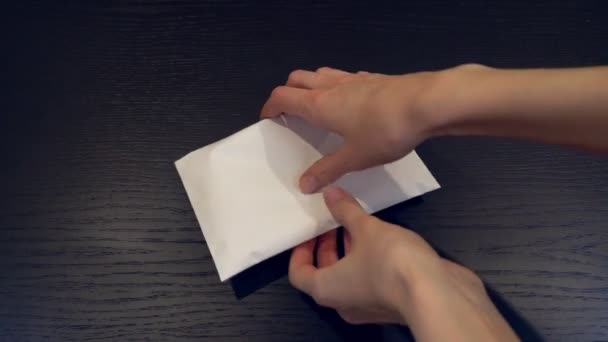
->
[418,63,498,138]
[381,241,447,326]
[391,251,519,341]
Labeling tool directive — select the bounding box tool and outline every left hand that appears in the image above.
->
[260,67,443,193]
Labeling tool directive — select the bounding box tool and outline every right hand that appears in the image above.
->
[260,67,443,193]
[290,186,519,341]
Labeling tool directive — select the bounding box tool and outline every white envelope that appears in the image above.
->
[175,116,440,281]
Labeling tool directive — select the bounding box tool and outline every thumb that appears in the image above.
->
[323,186,368,231]
[299,145,361,194]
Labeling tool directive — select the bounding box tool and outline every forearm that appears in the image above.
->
[429,65,608,151]
[394,261,518,342]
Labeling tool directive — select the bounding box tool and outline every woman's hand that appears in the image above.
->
[262,66,608,194]
[262,65,608,194]
[260,67,443,193]
[290,186,518,341]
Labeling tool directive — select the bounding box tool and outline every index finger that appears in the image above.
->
[288,239,318,294]
[260,86,314,121]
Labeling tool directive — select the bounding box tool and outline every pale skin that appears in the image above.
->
[260,64,608,341]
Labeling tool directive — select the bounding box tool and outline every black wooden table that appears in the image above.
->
[2,1,607,341]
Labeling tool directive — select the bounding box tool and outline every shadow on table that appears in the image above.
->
[230,197,543,341]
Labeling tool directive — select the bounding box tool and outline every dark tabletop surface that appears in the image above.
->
[2,1,608,341]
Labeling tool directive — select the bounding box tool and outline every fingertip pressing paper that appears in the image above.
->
[175,116,440,281]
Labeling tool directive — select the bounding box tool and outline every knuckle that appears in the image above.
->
[374,131,408,163]
[287,70,303,83]
[338,311,362,325]
[462,62,485,69]
[310,277,332,307]
[449,262,485,289]
[310,89,327,106]
[316,66,331,73]
[453,63,489,72]
[287,268,298,287]
[464,268,484,288]
[319,152,353,177]
[360,215,379,231]
[385,125,407,147]
[308,89,326,114]
[270,85,287,99]
[310,286,325,306]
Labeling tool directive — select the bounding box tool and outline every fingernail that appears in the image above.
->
[323,186,345,205]
[300,175,320,194]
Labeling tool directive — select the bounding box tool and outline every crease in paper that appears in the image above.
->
[175,116,440,281]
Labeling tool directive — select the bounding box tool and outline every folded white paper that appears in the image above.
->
[175,116,440,281]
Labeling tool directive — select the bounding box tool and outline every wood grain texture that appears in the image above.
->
[1,1,607,341]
